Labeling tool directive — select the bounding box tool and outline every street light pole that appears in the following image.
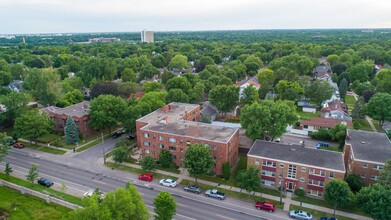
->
[102,133,106,164]
[279,169,284,205]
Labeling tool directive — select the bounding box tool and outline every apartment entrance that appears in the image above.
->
[286,182,295,192]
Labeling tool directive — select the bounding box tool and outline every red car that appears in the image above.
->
[138,174,153,182]
[12,143,25,149]
[256,201,275,212]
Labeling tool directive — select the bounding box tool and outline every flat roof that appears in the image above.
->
[42,101,90,118]
[248,140,345,172]
[137,102,238,143]
[346,129,391,164]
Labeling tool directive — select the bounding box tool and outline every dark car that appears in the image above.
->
[12,143,25,149]
[255,201,276,212]
[112,131,124,138]
[138,173,153,182]
[184,185,202,194]
[3,139,16,146]
[38,178,54,187]
[126,133,136,140]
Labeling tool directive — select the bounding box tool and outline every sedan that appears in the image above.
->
[112,131,124,138]
[159,179,177,187]
[255,201,275,212]
[138,174,153,182]
[184,185,202,194]
[289,210,312,220]
[12,143,25,149]
[38,178,54,187]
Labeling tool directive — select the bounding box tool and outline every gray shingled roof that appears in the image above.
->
[248,140,345,171]
[346,129,391,163]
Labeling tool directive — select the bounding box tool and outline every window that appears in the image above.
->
[187,141,191,146]
[371,176,378,180]
[169,137,176,143]
[159,144,164,149]
[262,160,276,168]
[361,174,366,178]
[287,165,297,179]
[262,170,276,177]
[300,177,305,182]
[169,146,176,151]
[279,173,283,179]
[144,133,149,138]
[255,160,260,165]
[159,136,164,141]
[320,170,325,177]
[301,167,307,172]
[308,179,324,186]
[303,125,308,129]
[145,149,150,154]
[309,169,315,174]
[213,145,217,150]
[205,144,210,147]
[279,163,284,168]
[329,172,334,179]
[362,163,368,168]
[143,141,150,146]
[172,155,176,160]
[213,154,216,159]
[180,139,183,143]
[180,148,183,152]
[261,180,275,187]
[373,164,384,170]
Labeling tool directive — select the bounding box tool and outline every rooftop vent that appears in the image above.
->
[290,148,296,151]
[361,141,366,144]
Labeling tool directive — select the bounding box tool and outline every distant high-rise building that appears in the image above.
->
[141,30,154,43]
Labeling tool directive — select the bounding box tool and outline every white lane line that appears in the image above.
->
[216,214,235,220]
[92,179,107,185]
[177,203,189,207]
[6,156,16,159]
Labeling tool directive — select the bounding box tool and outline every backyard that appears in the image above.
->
[296,107,321,120]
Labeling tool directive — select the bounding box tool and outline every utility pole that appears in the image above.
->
[102,133,106,164]
[279,169,284,205]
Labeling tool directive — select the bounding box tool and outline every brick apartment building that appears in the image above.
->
[248,140,345,197]
[344,129,391,186]
[40,101,95,138]
[136,102,240,175]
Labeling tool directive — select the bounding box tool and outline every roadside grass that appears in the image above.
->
[18,141,66,155]
[372,120,384,132]
[292,196,370,217]
[76,139,100,152]
[296,107,321,120]
[36,133,62,143]
[180,179,284,210]
[320,146,342,152]
[0,186,71,220]
[357,120,374,131]
[0,173,83,206]
[52,129,114,150]
[105,162,178,181]
[289,204,357,220]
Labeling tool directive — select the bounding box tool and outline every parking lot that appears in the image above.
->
[281,133,338,149]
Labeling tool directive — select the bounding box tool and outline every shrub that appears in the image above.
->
[222,162,231,180]
[294,188,305,197]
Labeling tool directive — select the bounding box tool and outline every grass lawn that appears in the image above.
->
[76,139,100,152]
[19,141,66,155]
[357,120,374,132]
[180,179,284,210]
[0,186,71,220]
[52,129,113,150]
[344,95,356,113]
[105,162,178,181]
[0,173,83,206]
[320,146,342,152]
[289,204,355,220]
[36,133,62,144]
[296,107,321,120]
[292,196,370,217]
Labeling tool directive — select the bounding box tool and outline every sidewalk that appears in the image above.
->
[116,161,372,220]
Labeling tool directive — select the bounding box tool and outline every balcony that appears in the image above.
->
[262,166,276,172]
[307,184,324,191]
[261,175,275,182]
[309,174,325,181]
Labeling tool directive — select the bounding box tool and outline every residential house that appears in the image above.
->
[136,102,240,175]
[344,129,391,186]
[7,80,23,93]
[297,98,310,107]
[300,117,353,133]
[200,101,218,121]
[313,65,331,80]
[248,140,345,197]
[321,100,351,121]
[235,77,261,98]
[40,101,95,138]
[303,105,317,113]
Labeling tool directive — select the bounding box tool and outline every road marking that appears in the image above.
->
[92,179,107,185]
[7,156,16,159]
[216,214,235,220]
[176,203,188,207]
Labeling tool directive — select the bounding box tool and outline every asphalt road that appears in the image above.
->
[2,149,292,220]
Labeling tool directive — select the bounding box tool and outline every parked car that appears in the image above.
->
[184,185,202,194]
[138,173,153,182]
[112,130,124,138]
[255,201,275,212]
[205,189,226,200]
[3,139,16,146]
[38,178,54,187]
[159,179,177,187]
[84,189,106,199]
[126,133,136,140]
[12,143,25,149]
[289,210,312,220]
[275,137,281,142]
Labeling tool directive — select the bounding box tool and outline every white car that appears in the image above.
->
[84,189,106,199]
[289,210,312,220]
[159,179,177,187]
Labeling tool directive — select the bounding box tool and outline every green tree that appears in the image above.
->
[236,166,260,197]
[166,77,192,94]
[0,133,9,162]
[0,71,12,86]
[329,123,347,149]
[14,110,53,144]
[222,162,231,180]
[240,84,259,106]
[244,55,263,76]
[59,89,84,107]
[0,91,31,127]
[141,156,156,171]
[4,163,12,176]
[80,57,117,86]
[159,150,173,168]
[192,82,205,102]
[339,78,348,100]
[121,68,137,83]
[351,97,365,120]
[356,184,391,220]
[305,80,334,106]
[326,54,339,66]
[62,77,83,93]
[88,94,127,134]
[26,164,39,184]
[324,179,353,217]
[184,143,214,184]
[240,100,298,140]
[375,69,391,93]
[348,63,371,83]
[60,182,68,193]
[143,82,163,93]
[379,159,391,188]
[209,85,239,113]
[112,147,129,164]
[65,115,80,144]
[161,71,175,85]
[365,93,391,126]
[276,80,304,101]
[153,191,177,220]
[166,89,189,103]
[345,174,364,193]
[168,54,189,70]
[257,69,276,86]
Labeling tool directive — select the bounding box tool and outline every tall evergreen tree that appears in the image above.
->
[65,115,79,144]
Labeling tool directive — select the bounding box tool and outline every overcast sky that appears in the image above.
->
[1,0,391,34]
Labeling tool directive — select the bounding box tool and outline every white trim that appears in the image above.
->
[248,154,345,173]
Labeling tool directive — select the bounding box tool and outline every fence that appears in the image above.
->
[0,180,82,210]
[216,114,240,121]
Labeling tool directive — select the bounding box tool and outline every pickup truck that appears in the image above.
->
[205,189,226,200]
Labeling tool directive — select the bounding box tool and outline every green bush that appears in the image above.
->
[294,188,305,197]
[222,162,231,180]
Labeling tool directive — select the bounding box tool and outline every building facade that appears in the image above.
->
[344,129,391,186]
[248,140,345,197]
[136,102,239,175]
[40,101,95,138]
[141,30,154,43]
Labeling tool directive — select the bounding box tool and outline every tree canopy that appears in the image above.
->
[184,143,214,184]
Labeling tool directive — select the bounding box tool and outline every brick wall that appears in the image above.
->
[50,113,95,138]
